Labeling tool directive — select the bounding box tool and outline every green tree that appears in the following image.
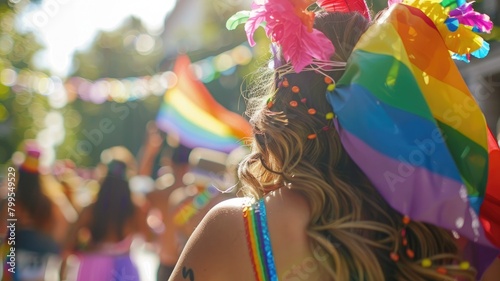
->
[0,1,45,164]
[61,16,165,166]
[71,17,164,80]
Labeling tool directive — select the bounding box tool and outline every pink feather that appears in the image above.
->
[317,0,371,20]
[244,0,335,72]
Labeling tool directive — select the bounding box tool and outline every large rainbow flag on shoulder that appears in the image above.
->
[327,0,500,265]
[156,55,251,152]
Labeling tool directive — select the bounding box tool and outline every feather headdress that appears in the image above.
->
[227,0,371,72]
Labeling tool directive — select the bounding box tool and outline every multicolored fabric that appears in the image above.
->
[243,199,278,281]
[156,55,252,153]
[326,1,500,253]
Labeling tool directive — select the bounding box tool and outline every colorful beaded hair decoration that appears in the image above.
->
[266,73,338,140]
[227,0,371,139]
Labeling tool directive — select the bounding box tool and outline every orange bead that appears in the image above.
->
[436,267,447,275]
[390,252,399,262]
[289,101,298,107]
[324,76,333,84]
[402,238,408,246]
[402,216,411,225]
[292,86,300,93]
[308,108,317,115]
[406,249,414,259]
[282,79,289,87]
[307,134,317,140]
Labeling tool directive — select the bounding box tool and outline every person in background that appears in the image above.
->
[1,144,71,281]
[146,150,191,280]
[166,148,238,258]
[135,123,192,281]
[63,147,151,281]
[53,159,84,214]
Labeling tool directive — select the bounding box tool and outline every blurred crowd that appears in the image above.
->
[0,121,248,281]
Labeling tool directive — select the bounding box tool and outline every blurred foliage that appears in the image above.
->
[71,17,165,80]
[60,98,160,166]
[0,3,45,164]
[61,17,166,166]
[0,14,41,69]
[0,0,40,11]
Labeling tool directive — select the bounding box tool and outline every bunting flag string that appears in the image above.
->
[0,44,253,108]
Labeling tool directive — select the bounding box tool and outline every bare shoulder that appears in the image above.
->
[169,189,322,281]
[169,197,253,281]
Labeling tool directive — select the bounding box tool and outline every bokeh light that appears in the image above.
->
[161,71,178,89]
[135,34,156,55]
[64,108,82,129]
[0,68,17,86]
[36,75,54,96]
[214,53,235,73]
[231,45,252,65]
[0,35,14,56]
[48,76,68,108]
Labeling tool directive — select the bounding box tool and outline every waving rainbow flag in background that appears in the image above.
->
[327,0,500,270]
[156,55,251,152]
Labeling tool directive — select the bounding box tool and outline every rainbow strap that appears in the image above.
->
[243,199,278,281]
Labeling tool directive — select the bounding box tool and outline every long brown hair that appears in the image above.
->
[17,169,54,232]
[239,12,475,280]
[90,160,136,243]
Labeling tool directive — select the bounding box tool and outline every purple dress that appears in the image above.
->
[70,236,140,281]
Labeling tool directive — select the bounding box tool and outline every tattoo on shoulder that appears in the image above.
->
[182,266,194,281]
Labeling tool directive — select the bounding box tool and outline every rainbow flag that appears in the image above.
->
[156,55,251,152]
[327,1,500,252]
